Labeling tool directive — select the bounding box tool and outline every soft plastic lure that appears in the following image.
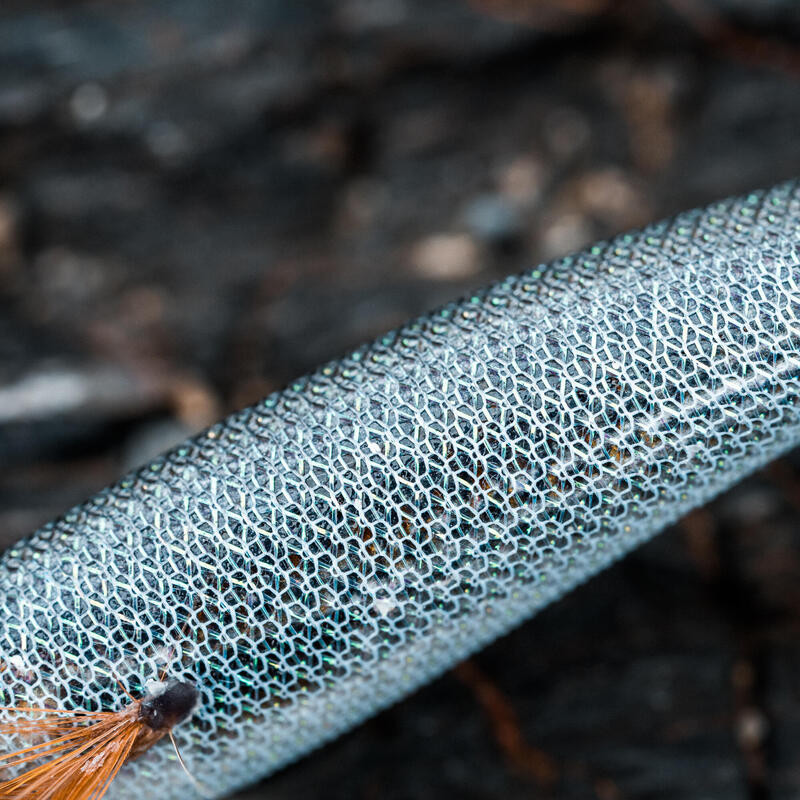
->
[0,181,798,799]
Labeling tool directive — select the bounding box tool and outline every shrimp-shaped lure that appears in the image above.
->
[0,181,798,799]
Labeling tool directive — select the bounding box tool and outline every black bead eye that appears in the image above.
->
[142,706,164,729]
[140,680,199,731]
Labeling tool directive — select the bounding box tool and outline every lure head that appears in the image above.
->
[139,679,199,732]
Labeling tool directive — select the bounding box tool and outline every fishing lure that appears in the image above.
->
[0,180,798,799]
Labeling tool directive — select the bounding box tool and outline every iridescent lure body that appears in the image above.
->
[0,182,798,799]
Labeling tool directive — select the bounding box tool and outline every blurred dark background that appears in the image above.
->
[0,1,799,798]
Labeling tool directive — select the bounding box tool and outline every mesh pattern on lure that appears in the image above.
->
[0,182,798,799]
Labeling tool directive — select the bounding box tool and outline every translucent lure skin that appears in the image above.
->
[0,182,798,799]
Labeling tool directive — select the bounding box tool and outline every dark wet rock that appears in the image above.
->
[0,2,799,798]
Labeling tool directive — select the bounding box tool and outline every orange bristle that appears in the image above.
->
[0,676,200,799]
[0,705,142,800]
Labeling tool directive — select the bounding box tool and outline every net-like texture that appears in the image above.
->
[0,182,798,799]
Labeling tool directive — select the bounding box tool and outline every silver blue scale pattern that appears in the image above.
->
[0,181,799,799]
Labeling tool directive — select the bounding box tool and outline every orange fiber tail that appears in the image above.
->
[0,707,142,800]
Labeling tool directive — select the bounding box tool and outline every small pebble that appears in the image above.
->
[70,82,108,124]
[543,106,590,159]
[411,233,480,280]
[498,156,546,206]
[464,194,522,247]
[169,376,221,430]
[576,167,649,228]
[539,213,593,259]
[146,120,190,164]
[736,707,768,748]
